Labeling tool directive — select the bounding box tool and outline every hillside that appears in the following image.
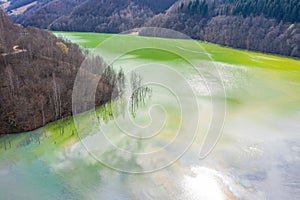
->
[146,0,300,57]
[0,10,123,134]
[1,0,300,58]
[0,0,177,31]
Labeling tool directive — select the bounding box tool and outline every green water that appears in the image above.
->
[0,32,299,199]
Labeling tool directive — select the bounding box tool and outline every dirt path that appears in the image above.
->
[1,45,27,56]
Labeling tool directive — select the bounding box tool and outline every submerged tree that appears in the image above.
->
[130,72,152,118]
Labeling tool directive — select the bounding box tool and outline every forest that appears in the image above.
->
[147,0,300,58]
[0,10,124,134]
[2,0,300,57]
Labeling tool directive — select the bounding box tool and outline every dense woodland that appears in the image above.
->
[146,0,300,57]
[1,0,300,57]
[177,0,300,23]
[220,0,300,23]
[0,1,299,133]
[0,10,124,134]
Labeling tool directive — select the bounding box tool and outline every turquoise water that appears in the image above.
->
[0,33,300,199]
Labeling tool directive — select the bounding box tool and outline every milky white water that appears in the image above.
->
[0,35,299,200]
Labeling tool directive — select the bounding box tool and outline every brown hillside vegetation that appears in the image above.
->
[0,10,123,134]
[4,0,299,58]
